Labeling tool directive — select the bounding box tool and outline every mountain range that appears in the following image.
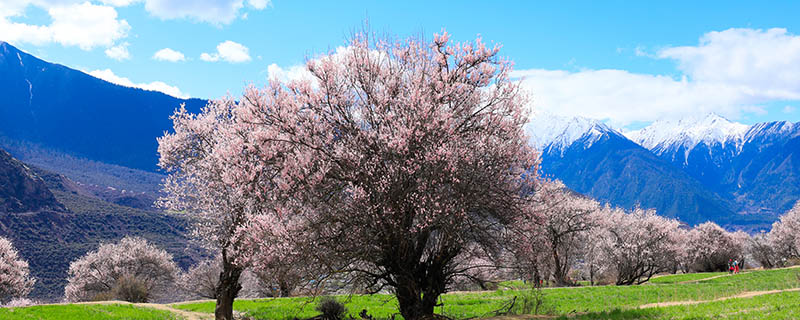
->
[0,41,206,172]
[527,113,798,230]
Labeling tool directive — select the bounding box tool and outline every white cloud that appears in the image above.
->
[0,1,130,50]
[199,52,219,62]
[784,106,797,114]
[105,42,130,60]
[514,28,800,127]
[513,69,753,127]
[144,0,268,25]
[88,68,189,99]
[247,0,270,10]
[153,48,186,62]
[266,63,314,83]
[201,40,251,63]
[658,28,800,101]
[100,0,137,6]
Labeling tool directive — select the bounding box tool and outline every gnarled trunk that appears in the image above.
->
[215,249,243,320]
[395,281,442,320]
[278,279,291,297]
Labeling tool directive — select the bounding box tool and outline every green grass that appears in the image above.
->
[645,272,727,284]
[0,303,179,320]
[565,290,800,319]
[173,267,800,320]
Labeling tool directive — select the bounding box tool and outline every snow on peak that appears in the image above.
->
[525,113,616,152]
[625,113,749,158]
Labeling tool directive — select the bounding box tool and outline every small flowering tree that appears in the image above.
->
[158,93,279,319]
[0,237,35,304]
[686,222,744,272]
[508,179,600,286]
[596,207,682,285]
[179,257,222,300]
[748,232,778,269]
[64,237,179,302]
[769,201,800,261]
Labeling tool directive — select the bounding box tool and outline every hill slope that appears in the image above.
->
[0,41,206,172]
[0,148,200,300]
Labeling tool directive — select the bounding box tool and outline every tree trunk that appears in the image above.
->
[278,279,291,297]
[552,247,570,286]
[395,284,440,320]
[215,249,243,320]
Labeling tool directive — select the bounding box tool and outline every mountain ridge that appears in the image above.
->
[0,41,206,172]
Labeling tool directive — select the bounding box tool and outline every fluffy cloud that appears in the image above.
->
[144,0,270,25]
[200,40,251,63]
[0,1,130,51]
[247,0,270,10]
[658,28,800,101]
[266,63,314,83]
[105,42,130,60]
[514,28,800,126]
[99,0,137,6]
[88,68,188,98]
[784,106,797,114]
[153,48,186,62]
[514,69,752,127]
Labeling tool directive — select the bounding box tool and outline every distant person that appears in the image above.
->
[733,260,740,274]
[728,259,734,274]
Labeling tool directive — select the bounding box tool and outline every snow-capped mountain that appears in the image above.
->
[625,113,749,163]
[625,114,799,217]
[526,113,741,226]
[525,113,619,153]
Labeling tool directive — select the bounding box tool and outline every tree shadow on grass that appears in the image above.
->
[556,308,675,320]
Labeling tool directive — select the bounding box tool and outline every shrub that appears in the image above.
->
[316,296,347,320]
[112,275,150,303]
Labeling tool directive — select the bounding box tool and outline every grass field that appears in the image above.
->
[0,303,179,320]
[172,267,800,319]
[3,267,799,319]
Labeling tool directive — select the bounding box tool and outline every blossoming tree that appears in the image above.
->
[0,236,35,304]
[594,207,682,285]
[160,29,538,320]
[769,201,800,261]
[64,236,178,302]
[508,179,600,286]
[686,222,744,272]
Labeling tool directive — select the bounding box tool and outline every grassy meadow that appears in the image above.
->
[2,267,799,319]
[172,267,800,319]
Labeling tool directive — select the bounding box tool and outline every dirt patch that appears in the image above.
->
[638,287,800,309]
[676,273,733,284]
[134,302,213,320]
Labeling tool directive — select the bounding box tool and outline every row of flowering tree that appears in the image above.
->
[507,180,800,287]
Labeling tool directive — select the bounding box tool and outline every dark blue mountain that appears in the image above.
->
[628,114,800,217]
[0,41,206,172]
[527,116,750,227]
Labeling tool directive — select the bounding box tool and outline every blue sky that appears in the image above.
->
[2,1,800,129]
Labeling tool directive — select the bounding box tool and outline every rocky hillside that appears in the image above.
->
[0,148,202,301]
[0,148,63,213]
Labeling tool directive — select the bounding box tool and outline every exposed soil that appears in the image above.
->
[638,287,800,309]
